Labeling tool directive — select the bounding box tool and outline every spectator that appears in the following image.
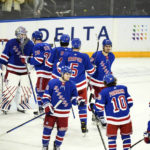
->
[33,0,44,18]
[1,0,25,19]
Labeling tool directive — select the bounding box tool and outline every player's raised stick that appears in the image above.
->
[0,99,63,138]
[88,34,99,103]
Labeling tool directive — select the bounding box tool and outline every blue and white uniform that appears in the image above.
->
[46,47,72,79]
[60,50,95,124]
[89,51,115,87]
[95,84,133,150]
[0,38,34,111]
[42,78,78,148]
[28,42,52,106]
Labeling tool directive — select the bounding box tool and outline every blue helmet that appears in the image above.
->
[102,39,112,47]
[32,31,43,40]
[72,38,81,49]
[103,74,115,84]
[60,34,70,43]
[61,66,72,74]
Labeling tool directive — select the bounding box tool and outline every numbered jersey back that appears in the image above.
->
[62,51,94,84]
[100,85,132,118]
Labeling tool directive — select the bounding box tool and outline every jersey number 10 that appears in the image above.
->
[111,95,127,113]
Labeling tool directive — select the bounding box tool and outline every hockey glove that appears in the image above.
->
[77,97,86,106]
[44,103,54,116]
[88,103,96,112]
[20,55,30,64]
[144,131,150,144]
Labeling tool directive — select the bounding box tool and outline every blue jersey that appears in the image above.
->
[89,51,115,87]
[46,47,72,79]
[29,43,52,78]
[60,51,95,91]
[0,38,34,75]
[95,85,133,125]
[42,78,78,117]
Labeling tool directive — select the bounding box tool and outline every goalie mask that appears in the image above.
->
[15,26,27,43]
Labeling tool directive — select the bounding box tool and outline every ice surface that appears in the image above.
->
[0,58,150,150]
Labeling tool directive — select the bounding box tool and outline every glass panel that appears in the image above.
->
[0,0,150,20]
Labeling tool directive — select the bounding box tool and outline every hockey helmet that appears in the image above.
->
[72,38,81,49]
[102,39,112,47]
[15,26,27,37]
[60,34,70,43]
[103,74,115,84]
[32,31,43,40]
[61,66,72,74]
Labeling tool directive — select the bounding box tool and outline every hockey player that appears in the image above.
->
[45,34,71,79]
[0,26,34,114]
[89,74,133,150]
[59,38,95,133]
[88,39,115,126]
[144,120,150,144]
[42,66,84,150]
[20,31,52,114]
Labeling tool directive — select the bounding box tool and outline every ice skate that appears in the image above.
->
[42,146,48,150]
[81,122,88,137]
[17,107,25,113]
[53,142,60,150]
[33,106,44,116]
[92,113,96,121]
[96,116,107,127]
[2,109,7,115]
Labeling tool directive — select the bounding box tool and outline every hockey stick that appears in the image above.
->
[92,111,107,150]
[20,38,37,103]
[0,99,63,138]
[130,138,144,149]
[88,35,99,103]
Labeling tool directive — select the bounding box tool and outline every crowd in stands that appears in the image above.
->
[0,0,149,20]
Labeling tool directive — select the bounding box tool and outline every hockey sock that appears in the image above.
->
[78,105,87,124]
[36,91,44,106]
[108,136,117,150]
[121,135,131,150]
[55,130,66,147]
[42,127,52,147]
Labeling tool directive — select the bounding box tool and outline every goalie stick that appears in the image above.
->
[20,38,37,103]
